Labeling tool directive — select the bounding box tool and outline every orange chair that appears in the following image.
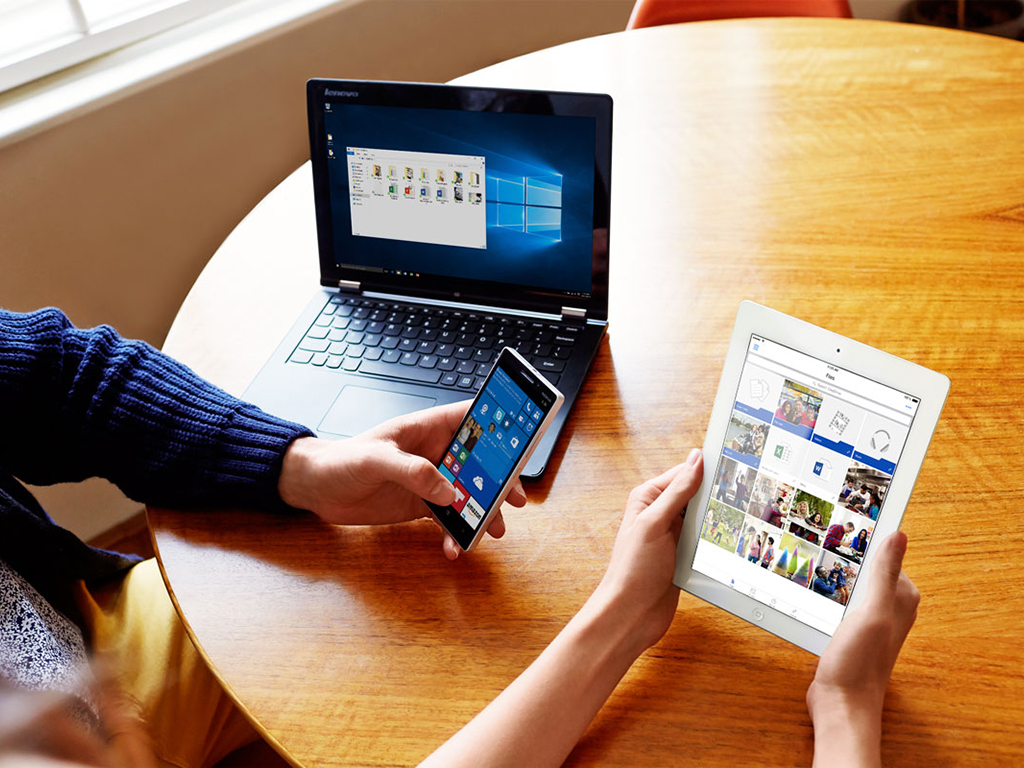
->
[626,0,852,29]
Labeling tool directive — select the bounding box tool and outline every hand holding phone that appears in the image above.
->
[427,348,564,553]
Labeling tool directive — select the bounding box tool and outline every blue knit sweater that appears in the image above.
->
[0,308,313,612]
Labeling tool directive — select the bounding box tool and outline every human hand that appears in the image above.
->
[0,679,156,768]
[589,448,704,656]
[277,401,526,559]
[806,532,919,767]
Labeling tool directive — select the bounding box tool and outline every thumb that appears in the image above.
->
[866,531,907,604]
[371,444,456,506]
[646,450,704,529]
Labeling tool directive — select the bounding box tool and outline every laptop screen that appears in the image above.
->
[308,82,611,314]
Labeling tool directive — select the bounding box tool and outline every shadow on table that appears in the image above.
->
[152,507,552,642]
[521,333,619,505]
[561,604,946,767]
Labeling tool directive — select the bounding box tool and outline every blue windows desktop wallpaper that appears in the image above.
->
[324,104,596,295]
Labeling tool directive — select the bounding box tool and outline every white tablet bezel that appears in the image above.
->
[673,301,949,655]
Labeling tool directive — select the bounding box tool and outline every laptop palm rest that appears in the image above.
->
[318,385,436,438]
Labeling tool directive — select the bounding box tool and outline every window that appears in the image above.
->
[492,173,563,242]
[0,0,239,94]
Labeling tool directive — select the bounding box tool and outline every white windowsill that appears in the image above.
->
[0,0,355,151]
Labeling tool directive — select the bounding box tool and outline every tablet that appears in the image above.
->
[673,301,949,655]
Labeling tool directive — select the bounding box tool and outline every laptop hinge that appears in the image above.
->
[561,306,586,320]
[337,279,361,293]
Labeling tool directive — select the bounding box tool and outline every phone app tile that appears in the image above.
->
[502,416,513,430]
[462,497,485,530]
[459,454,500,508]
[523,399,534,416]
[493,407,505,424]
[451,460,462,475]
[516,412,527,427]
[451,480,469,512]
[457,448,469,464]
[443,453,454,468]
[524,420,535,434]
[439,464,456,484]
[450,440,462,456]
[531,408,541,422]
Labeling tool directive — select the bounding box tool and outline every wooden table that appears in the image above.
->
[152,19,1024,767]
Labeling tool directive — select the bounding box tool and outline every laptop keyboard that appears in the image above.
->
[286,295,583,391]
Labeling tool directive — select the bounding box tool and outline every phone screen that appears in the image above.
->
[429,350,557,548]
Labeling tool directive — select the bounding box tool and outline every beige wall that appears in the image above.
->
[0,0,634,542]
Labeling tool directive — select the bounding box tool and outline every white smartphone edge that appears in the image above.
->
[452,347,565,553]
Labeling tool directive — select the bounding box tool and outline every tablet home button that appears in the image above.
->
[753,609,765,622]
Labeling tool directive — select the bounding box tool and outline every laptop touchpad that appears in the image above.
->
[318,386,437,438]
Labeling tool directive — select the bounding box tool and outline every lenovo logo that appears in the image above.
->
[325,89,359,97]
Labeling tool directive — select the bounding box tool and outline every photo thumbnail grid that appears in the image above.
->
[701,372,900,609]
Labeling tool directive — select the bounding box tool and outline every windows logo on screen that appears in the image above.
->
[489,174,562,241]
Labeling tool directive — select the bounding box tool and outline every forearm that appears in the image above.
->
[808,689,882,768]
[0,308,311,508]
[421,591,645,768]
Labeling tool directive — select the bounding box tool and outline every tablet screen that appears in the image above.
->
[691,335,920,635]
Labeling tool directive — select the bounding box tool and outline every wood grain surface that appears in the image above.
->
[151,19,1024,767]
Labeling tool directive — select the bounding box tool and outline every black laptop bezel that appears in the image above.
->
[306,79,611,321]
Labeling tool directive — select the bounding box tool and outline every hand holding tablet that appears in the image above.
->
[674,301,949,654]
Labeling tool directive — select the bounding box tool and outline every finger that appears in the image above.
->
[645,450,704,529]
[368,444,456,506]
[627,460,692,515]
[443,532,460,560]
[485,509,506,539]
[425,399,473,435]
[646,457,695,495]
[866,531,908,604]
[893,572,921,639]
[505,479,527,507]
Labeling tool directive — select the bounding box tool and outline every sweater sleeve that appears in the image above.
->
[0,308,314,511]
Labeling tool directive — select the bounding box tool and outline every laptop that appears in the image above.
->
[243,79,612,479]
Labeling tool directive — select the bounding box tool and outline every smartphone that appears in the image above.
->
[426,347,564,552]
